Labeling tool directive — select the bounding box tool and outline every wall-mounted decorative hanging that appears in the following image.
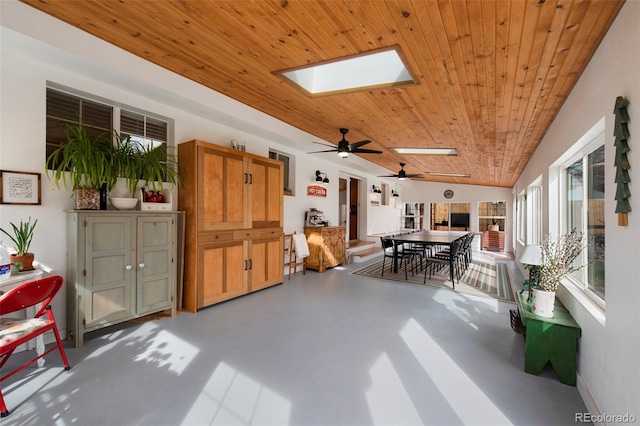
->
[613,96,631,226]
[0,170,41,205]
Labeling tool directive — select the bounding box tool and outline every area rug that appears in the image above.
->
[351,259,515,303]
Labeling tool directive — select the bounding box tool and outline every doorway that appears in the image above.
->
[339,176,360,242]
[349,178,359,241]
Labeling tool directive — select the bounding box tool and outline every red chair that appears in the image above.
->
[0,275,71,417]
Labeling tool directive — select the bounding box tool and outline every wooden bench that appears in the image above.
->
[513,290,581,386]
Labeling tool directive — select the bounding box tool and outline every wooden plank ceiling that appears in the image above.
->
[21,0,624,187]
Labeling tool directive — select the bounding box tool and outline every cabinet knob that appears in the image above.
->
[139,263,145,269]
[125,265,132,270]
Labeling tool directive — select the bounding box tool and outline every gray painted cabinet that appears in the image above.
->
[66,211,177,347]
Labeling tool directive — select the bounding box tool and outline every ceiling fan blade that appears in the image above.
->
[312,141,337,148]
[308,149,338,154]
[353,148,383,154]
[349,139,372,149]
[405,174,424,178]
[377,174,400,178]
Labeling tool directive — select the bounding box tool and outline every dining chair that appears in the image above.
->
[380,237,414,280]
[424,239,461,288]
[0,275,71,417]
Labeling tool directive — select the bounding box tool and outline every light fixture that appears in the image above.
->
[427,172,472,178]
[371,185,382,194]
[392,190,400,198]
[393,148,458,156]
[315,170,329,184]
[519,244,542,301]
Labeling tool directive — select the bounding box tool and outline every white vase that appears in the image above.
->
[531,288,556,318]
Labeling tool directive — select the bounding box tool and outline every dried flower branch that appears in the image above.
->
[538,229,603,292]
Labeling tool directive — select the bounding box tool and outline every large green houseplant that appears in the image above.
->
[110,133,181,200]
[46,124,115,209]
[47,125,181,210]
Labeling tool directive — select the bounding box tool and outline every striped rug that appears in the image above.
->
[350,259,515,303]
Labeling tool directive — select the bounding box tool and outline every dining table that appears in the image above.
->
[387,230,468,282]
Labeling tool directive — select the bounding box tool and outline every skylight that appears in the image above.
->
[276,47,416,96]
[393,148,459,156]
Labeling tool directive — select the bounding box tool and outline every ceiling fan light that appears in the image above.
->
[398,177,406,181]
[338,151,349,158]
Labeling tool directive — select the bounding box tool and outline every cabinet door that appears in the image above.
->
[199,240,247,307]
[136,216,175,315]
[199,146,249,231]
[325,228,346,267]
[84,216,134,329]
[249,235,283,292]
[250,158,283,228]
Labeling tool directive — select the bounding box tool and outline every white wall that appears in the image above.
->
[0,2,404,328]
[513,1,639,420]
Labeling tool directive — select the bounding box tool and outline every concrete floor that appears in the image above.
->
[1,252,589,425]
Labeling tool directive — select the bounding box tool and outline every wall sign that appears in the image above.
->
[307,185,327,197]
[444,189,454,199]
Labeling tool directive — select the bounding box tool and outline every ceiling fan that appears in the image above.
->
[309,128,383,158]
[378,163,424,180]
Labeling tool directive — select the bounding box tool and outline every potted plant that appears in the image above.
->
[109,134,181,208]
[137,142,181,194]
[532,229,602,317]
[0,217,38,271]
[47,123,115,209]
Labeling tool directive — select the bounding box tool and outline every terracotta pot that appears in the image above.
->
[10,253,35,271]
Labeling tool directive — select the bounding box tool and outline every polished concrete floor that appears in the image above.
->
[1,252,589,426]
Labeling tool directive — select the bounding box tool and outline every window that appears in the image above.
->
[120,109,168,150]
[46,87,171,174]
[478,201,507,232]
[46,88,113,163]
[515,194,525,242]
[527,180,542,245]
[381,183,389,206]
[430,202,470,231]
[268,149,295,196]
[564,144,605,300]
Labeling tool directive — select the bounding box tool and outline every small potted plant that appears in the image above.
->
[47,123,115,209]
[532,229,602,317]
[0,217,38,271]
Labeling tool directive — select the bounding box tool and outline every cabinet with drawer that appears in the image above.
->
[178,140,284,311]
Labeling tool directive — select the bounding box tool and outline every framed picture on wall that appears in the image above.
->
[0,170,42,205]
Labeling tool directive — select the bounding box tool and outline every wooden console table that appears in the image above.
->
[304,226,345,273]
[515,290,581,386]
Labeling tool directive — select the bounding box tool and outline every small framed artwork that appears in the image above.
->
[0,170,42,205]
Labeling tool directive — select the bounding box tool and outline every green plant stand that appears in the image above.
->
[516,290,581,386]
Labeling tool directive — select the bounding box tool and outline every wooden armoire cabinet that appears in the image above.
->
[304,226,346,273]
[66,211,178,347]
[178,140,284,312]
